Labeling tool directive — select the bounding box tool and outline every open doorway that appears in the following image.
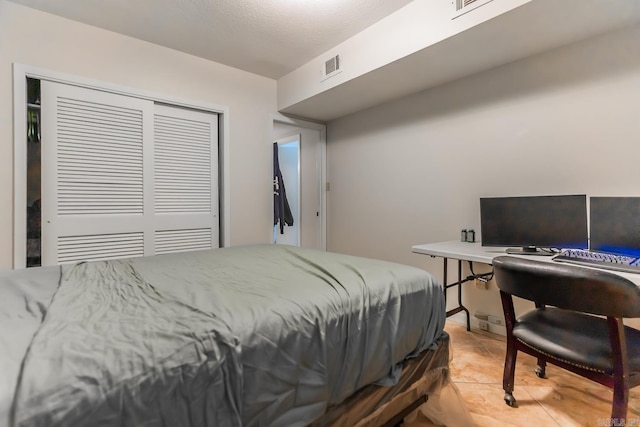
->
[273,134,300,245]
[272,115,326,250]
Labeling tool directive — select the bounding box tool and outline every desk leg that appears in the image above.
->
[443,258,448,305]
[442,258,471,331]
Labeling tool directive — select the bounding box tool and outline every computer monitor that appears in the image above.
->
[590,197,640,257]
[480,194,588,255]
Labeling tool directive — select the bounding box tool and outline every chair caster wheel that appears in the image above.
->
[504,393,516,407]
[535,367,546,378]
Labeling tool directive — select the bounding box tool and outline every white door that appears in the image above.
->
[153,105,219,254]
[40,81,218,265]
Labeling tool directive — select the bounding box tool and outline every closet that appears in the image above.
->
[25,78,219,267]
[26,78,41,267]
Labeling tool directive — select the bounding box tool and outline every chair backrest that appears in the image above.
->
[493,256,640,318]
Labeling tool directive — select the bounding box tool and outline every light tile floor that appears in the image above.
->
[425,320,640,427]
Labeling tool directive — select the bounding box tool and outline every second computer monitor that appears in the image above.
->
[480,194,588,255]
[590,197,640,257]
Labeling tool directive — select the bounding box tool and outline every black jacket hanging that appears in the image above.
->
[273,142,294,234]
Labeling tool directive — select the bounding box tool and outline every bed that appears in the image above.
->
[0,244,469,426]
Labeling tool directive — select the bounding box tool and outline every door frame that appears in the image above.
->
[13,63,231,268]
[271,113,326,250]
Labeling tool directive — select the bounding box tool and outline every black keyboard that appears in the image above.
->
[552,249,640,274]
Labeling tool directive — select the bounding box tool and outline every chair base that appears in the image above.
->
[504,392,516,407]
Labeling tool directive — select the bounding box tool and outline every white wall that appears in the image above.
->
[0,0,277,268]
[326,24,640,331]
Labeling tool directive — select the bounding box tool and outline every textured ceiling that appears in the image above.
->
[7,0,414,79]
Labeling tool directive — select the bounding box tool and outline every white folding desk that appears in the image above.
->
[412,240,640,331]
[412,240,507,265]
[412,241,504,331]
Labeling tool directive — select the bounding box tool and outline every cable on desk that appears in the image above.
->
[540,247,562,255]
[468,260,494,282]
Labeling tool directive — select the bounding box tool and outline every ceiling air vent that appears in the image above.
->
[321,54,341,81]
[453,0,494,18]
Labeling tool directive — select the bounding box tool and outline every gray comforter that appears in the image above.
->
[1,245,445,427]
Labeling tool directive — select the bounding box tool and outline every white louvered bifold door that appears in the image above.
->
[40,83,218,266]
[153,105,219,254]
[41,82,154,265]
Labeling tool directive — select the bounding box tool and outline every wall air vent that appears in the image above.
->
[321,54,341,81]
[453,0,494,18]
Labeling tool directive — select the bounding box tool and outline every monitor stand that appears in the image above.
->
[505,246,554,257]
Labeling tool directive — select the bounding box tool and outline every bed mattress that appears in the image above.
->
[0,244,445,427]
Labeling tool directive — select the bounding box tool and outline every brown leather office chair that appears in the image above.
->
[492,256,640,422]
